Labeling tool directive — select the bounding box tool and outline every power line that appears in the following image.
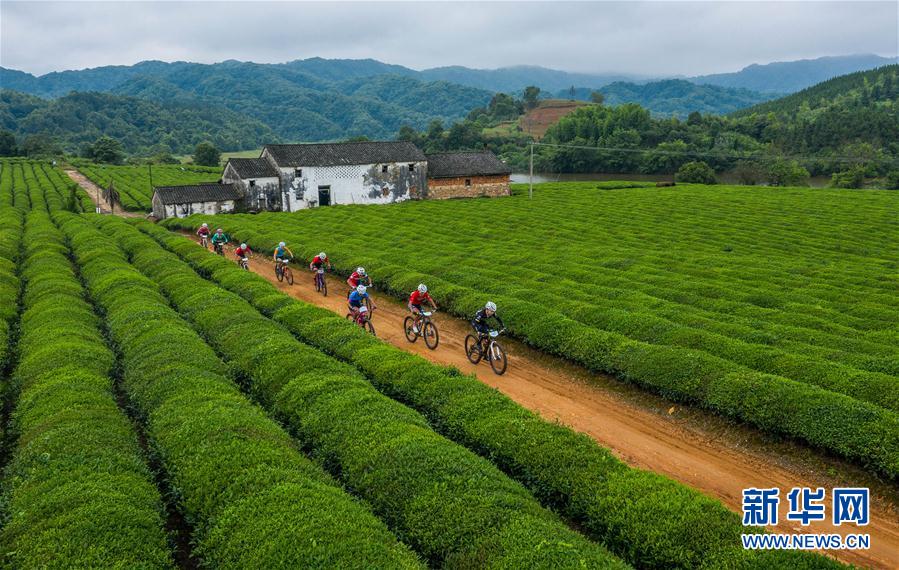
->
[528,141,899,166]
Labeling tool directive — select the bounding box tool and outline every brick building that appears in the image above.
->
[425,151,512,199]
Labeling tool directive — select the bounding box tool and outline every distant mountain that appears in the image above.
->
[691,54,898,93]
[554,79,780,117]
[0,60,493,145]
[418,65,646,93]
[0,89,277,154]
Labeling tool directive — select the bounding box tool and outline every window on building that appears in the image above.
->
[465,178,472,187]
[249,180,256,187]
[295,168,302,177]
[382,164,388,173]
[408,163,415,172]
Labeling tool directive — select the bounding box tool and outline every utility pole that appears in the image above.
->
[148,163,155,196]
[529,143,534,199]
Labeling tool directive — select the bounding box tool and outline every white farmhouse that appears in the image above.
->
[221,158,282,211]
[151,183,242,219]
[258,141,428,211]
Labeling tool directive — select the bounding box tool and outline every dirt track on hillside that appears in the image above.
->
[65,169,143,217]
[190,235,898,570]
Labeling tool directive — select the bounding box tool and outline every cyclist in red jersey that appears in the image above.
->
[408,283,437,334]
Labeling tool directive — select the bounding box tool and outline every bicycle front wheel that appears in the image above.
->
[285,268,294,285]
[364,319,375,336]
[489,341,508,375]
[276,265,284,282]
[423,321,439,350]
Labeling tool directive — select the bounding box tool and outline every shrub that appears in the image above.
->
[676,161,717,184]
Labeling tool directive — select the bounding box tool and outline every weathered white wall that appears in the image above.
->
[222,164,281,211]
[277,161,428,211]
[162,200,236,219]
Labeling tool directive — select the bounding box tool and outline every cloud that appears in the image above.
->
[1,1,896,76]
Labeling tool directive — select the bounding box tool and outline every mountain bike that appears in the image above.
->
[346,306,375,335]
[213,241,225,256]
[464,329,507,375]
[313,266,328,296]
[404,311,439,349]
[238,256,249,271]
[200,235,209,249]
[275,258,294,284]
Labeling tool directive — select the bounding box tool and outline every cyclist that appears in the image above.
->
[346,266,372,290]
[348,284,376,320]
[235,242,251,266]
[273,241,294,269]
[197,223,210,246]
[309,251,332,272]
[408,283,437,334]
[471,301,504,339]
[210,228,229,253]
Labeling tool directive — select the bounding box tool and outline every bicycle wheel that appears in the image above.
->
[314,274,321,292]
[364,319,376,336]
[321,276,327,296]
[464,334,482,364]
[423,321,439,350]
[489,341,508,375]
[276,265,284,282]
[403,317,418,343]
[285,268,294,285]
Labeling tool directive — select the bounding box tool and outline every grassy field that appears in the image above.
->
[0,162,849,568]
[165,181,899,479]
[74,162,221,211]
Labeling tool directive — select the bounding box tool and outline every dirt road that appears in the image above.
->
[193,236,898,569]
[65,169,143,217]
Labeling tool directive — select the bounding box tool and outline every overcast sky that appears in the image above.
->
[1,1,896,77]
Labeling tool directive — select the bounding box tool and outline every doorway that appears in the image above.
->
[318,185,331,206]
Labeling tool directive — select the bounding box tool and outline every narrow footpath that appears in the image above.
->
[65,169,142,217]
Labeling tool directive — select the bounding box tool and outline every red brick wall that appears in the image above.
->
[427,175,510,199]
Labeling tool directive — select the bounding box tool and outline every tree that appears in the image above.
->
[830,165,866,189]
[676,161,717,184]
[0,130,18,156]
[767,159,810,187]
[193,141,221,167]
[523,86,541,110]
[22,134,61,157]
[686,111,703,126]
[884,170,899,190]
[568,86,576,100]
[87,136,125,164]
[590,91,605,106]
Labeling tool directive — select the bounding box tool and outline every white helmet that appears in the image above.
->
[319,252,327,259]
[357,267,366,276]
[201,223,208,228]
[240,243,247,249]
[418,283,428,293]
[216,228,223,232]
[356,284,367,294]
[278,241,285,247]
[485,301,497,312]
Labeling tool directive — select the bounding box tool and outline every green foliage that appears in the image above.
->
[83,135,125,164]
[112,217,628,569]
[885,170,899,189]
[830,165,866,188]
[767,159,810,187]
[1,208,173,568]
[0,130,19,156]
[522,86,541,110]
[56,212,422,569]
[676,161,717,184]
[147,221,843,570]
[74,162,220,211]
[193,141,221,167]
[166,182,899,482]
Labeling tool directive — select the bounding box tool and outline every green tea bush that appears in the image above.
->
[57,212,422,570]
[1,210,173,568]
[140,221,845,570]
[104,216,630,569]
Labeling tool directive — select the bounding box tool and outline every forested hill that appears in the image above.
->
[0,90,278,154]
[0,60,494,147]
[555,80,780,117]
[731,65,899,118]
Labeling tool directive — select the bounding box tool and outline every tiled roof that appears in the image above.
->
[264,141,426,167]
[226,157,279,179]
[425,151,512,178]
[154,183,241,205]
